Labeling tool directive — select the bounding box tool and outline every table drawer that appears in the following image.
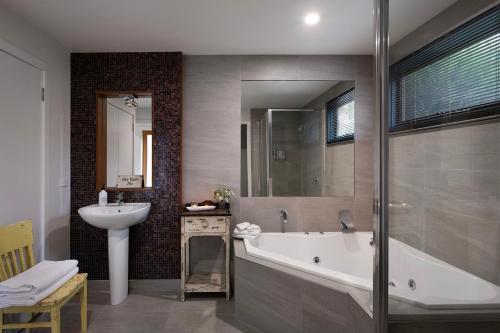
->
[184,217,227,233]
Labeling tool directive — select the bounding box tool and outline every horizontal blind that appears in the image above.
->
[326,88,355,144]
[390,5,500,132]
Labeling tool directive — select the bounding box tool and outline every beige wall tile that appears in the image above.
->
[183,55,375,236]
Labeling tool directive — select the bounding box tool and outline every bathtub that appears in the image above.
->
[243,232,500,309]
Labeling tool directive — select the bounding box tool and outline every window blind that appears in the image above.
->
[326,88,355,144]
[390,5,500,133]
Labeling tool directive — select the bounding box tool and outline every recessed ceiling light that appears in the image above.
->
[305,13,320,25]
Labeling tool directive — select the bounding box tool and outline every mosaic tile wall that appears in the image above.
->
[71,52,182,279]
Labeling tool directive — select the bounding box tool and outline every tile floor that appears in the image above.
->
[16,280,260,333]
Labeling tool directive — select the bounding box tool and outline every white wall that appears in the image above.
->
[0,5,71,260]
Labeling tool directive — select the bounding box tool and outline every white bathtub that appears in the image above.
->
[243,232,500,309]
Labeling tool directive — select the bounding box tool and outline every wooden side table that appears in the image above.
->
[180,209,231,301]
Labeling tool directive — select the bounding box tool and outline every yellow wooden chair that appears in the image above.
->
[0,220,88,333]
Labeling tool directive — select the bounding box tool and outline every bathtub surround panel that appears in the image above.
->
[389,321,500,333]
[71,52,182,280]
[183,55,374,232]
[234,256,373,333]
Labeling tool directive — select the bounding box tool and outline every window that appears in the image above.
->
[390,5,500,133]
[326,88,355,144]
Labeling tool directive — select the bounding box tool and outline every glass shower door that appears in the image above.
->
[383,1,500,331]
[268,109,322,197]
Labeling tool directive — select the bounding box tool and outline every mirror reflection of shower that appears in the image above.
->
[241,80,355,197]
[258,108,321,197]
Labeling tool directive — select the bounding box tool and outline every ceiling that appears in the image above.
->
[242,81,339,115]
[2,0,456,54]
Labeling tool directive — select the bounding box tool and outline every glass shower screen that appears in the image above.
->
[264,109,322,197]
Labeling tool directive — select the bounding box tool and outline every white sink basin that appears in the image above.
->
[78,203,150,230]
[78,202,151,305]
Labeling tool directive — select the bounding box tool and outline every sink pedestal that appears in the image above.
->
[108,228,129,305]
[77,202,151,305]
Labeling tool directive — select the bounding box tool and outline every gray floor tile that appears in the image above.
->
[20,282,255,333]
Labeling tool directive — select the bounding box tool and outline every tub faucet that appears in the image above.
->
[116,192,125,206]
[280,209,288,233]
[339,210,355,233]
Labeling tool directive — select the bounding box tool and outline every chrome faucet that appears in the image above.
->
[116,192,125,206]
[339,210,355,233]
[280,209,288,233]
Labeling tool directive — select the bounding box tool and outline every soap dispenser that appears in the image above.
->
[99,189,108,207]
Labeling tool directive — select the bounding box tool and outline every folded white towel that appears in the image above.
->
[232,226,261,240]
[0,267,78,308]
[235,222,251,231]
[232,233,260,240]
[233,228,260,235]
[246,224,261,233]
[0,260,78,296]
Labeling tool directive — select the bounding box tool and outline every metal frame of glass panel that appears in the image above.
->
[373,0,389,332]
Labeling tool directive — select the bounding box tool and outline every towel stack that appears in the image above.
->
[233,222,261,239]
[0,260,79,308]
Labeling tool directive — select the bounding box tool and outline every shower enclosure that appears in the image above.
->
[375,0,500,332]
[251,108,323,197]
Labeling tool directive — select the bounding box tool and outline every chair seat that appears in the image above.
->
[3,273,88,314]
[39,273,88,307]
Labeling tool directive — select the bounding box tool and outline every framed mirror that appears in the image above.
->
[96,91,153,190]
[241,81,355,197]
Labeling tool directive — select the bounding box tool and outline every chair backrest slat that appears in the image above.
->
[9,251,20,275]
[18,248,27,272]
[1,254,14,279]
[0,257,8,281]
[0,220,35,282]
[26,246,35,267]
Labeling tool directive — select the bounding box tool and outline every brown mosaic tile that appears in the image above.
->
[71,52,182,279]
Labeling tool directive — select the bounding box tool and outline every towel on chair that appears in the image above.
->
[0,267,78,308]
[0,260,78,295]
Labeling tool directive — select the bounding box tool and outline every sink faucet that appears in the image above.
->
[280,209,288,233]
[339,210,355,233]
[116,192,125,206]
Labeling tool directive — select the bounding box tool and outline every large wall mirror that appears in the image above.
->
[96,92,153,190]
[241,81,355,197]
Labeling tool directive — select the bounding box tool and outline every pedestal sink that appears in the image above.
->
[78,203,151,305]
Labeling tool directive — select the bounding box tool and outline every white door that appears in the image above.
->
[118,111,134,175]
[106,101,134,187]
[0,49,44,257]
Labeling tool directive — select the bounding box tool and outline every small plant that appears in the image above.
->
[214,185,234,207]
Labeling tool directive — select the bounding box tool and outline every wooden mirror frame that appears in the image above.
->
[96,91,154,191]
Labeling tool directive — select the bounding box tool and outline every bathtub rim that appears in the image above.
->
[243,232,373,291]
